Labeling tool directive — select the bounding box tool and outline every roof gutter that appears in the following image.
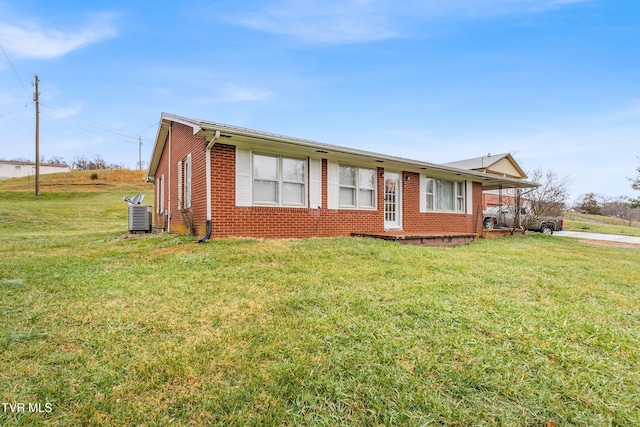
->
[195,121,537,190]
[198,130,220,243]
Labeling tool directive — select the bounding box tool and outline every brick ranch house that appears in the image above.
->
[146,113,533,244]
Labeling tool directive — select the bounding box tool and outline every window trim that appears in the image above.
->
[421,175,466,214]
[252,152,308,207]
[338,164,377,210]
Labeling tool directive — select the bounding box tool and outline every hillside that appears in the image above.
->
[0,169,151,192]
[563,210,640,237]
[0,169,153,236]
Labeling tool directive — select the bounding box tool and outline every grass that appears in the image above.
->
[565,211,640,228]
[563,219,640,237]
[563,211,640,237]
[1,171,639,425]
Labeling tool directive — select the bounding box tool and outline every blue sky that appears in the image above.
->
[1,0,639,201]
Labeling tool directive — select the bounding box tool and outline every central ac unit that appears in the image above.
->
[128,205,152,233]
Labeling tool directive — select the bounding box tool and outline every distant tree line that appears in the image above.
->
[0,155,124,170]
[567,158,640,222]
[573,193,640,222]
[70,155,124,171]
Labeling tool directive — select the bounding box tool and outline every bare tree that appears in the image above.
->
[525,168,570,216]
[72,154,124,170]
[88,155,108,170]
[72,155,89,170]
[630,157,640,208]
[507,168,569,230]
[601,196,639,225]
[44,156,67,166]
[577,192,602,215]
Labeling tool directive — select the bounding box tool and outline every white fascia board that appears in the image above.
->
[147,113,204,181]
[191,116,538,190]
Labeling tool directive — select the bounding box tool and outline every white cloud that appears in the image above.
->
[0,13,118,59]
[41,102,84,120]
[228,0,589,44]
[220,82,274,102]
[230,0,398,44]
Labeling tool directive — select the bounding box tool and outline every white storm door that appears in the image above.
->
[384,172,402,230]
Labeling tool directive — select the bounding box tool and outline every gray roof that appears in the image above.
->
[148,113,536,190]
[444,153,527,179]
[443,153,511,170]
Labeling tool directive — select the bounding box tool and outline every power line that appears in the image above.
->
[39,102,155,144]
[0,40,31,100]
[0,104,29,118]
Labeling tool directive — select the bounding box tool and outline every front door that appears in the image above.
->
[384,172,402,230]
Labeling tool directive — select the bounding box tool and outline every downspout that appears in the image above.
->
[167,122,173,233]
[198,130,220,243]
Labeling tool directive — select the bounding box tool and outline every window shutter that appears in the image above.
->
[466,180,473,214]
[156,177,161,214]
[186,154,192,208]
[419,174,427,213]
[309,158,322,209]
[236,147,252,207]
[327,161,339,210]
[177,161,182,209]
[159,174,165,213]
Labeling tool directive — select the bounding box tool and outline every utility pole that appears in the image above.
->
[34,74,40,196]
[138,136,142,170]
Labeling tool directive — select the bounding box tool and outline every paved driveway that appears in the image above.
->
[554,230,640,245]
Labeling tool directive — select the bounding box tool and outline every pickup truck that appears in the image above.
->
[482,206,564,234]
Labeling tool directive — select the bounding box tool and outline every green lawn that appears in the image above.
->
[563,211,640,237]
[1,181,639,426]
[563,219,640,238]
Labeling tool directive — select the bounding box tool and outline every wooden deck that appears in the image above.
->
[481,229,526,238]
[352,231,478,247]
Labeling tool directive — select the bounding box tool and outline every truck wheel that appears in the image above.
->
[484,218,495,229]
[540,225,554,235]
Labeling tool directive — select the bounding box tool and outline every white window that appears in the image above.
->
[424,178,434,210]
[339,165,376,209]
[177,154,192,209]
[15,165,21,172]
[455,181,464,212]
[252,153,306,206]
[422,176,465,213]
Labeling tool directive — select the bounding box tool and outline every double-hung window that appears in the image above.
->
[339,165,376,209]
[423,177,465,213]
[177,154,192,209]
[253,153,306,206]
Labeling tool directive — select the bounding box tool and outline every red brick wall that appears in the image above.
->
[153,122,208,235]
[401,172,483,235]
[483,192,517,210]
[210,145,384,238]
[153,123,484,238]
[153,134,168,229]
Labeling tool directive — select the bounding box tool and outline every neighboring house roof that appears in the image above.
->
[0,160,70,168]
[148,113,535,190]
[443,153,527,180]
